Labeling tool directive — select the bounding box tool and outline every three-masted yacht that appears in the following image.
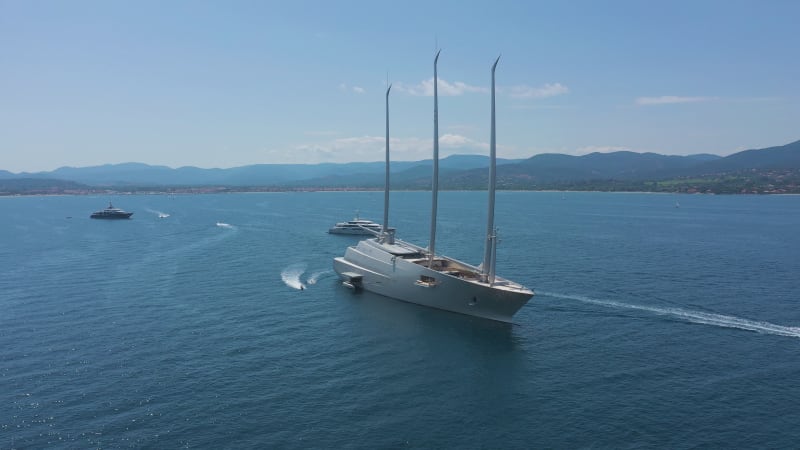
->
[333,52,534,323]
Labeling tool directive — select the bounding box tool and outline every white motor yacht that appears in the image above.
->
[328,213,383,235]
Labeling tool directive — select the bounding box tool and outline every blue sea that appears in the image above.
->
[2,191,799,448]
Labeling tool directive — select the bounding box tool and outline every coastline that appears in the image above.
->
[3,188,799,198]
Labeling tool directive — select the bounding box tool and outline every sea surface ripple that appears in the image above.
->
[1,192,799,448]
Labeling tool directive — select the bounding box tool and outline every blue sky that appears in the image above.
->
[2,0,798,172]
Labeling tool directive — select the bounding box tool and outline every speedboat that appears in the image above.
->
[328,213,383,235]
[90,202,133,219]
[333,52,534,323]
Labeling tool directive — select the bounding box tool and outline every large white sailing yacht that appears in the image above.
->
[333,52,534,323]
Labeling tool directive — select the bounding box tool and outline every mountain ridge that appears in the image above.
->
[2,140,799,194]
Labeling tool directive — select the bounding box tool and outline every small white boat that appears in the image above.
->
[328,213,383,235]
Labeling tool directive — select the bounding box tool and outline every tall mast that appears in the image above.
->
[428,49,441,266]
[382,83,392,241]
[482,55,500,283]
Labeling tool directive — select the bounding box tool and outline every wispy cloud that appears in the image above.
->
[506,83,569,99]
[338,83,366,94]
[635,96,713,105]
[440,133,487,150]
[395,78,570,100]
[394,78,488,96]
[288,133,490,163]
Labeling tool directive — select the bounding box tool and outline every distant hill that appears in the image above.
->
[336,140,799,191]
[0,178,90,195]
[2,140,799,194]
[689,140,800,174]
[685,153,723,162]
[448,140,799,188]
[2,154,522,187]
[501,151,704,181]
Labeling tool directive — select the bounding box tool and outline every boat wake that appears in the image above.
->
[216,222,234,229]
[306,269,334,285]
[281,263,307,290]
[145,208,170,218]
[541,291,800,338]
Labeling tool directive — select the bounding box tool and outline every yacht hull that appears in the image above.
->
[90,212,133,219]
[328,228,379,235]
[334,239,533,322]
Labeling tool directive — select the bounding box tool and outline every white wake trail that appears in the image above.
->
[144,208,170,218]
[541,291,800,338]
[281,263,307,290]
[306,269,334,285]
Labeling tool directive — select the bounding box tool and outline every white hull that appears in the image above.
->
[328,216,383,235]
[328,227,380,235]
[334,238,533,322]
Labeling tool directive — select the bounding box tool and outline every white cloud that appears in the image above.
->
[635,96,713,105]
[394,78,487,96]
[395,78,569,100]
[506,83,569,99]
[288,133,490,163]
[338,83,366,94]
[439,133,487,150]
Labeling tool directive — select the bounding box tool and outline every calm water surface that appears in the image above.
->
[1,192,799,448]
